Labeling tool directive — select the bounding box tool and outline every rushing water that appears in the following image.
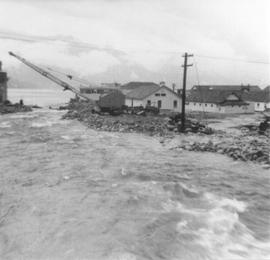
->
[0,109,269,260]
[8,88,75,106]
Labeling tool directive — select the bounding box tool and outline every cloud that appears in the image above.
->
[0,0,269,86]
[0,39,120,77]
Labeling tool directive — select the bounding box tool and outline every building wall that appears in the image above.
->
[146,87,182,112]
[125,99,145,107]
[187,102,219,113]
[125,87,182,112]
[247,101,268,112]
[221,103,254,114]
[0,71,8,103]
[187,102,254,114]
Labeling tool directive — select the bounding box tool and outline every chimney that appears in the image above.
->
[172,83,176,92]
[159,81,165,87]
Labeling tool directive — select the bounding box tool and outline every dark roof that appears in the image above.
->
[126,85,180,100]
[121,82,160,90]
[192,85,260,92]
[187,90,243,104]
[220,100,248,106]
[242,91,270,102]
[0,72,7,83]
[263,86,270,92]
[126,84,161,99]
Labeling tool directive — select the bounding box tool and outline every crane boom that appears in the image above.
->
[8,51,96,103]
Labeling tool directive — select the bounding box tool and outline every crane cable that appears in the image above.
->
[46,67,93,87]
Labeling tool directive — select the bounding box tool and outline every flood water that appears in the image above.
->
[1,88,270,259]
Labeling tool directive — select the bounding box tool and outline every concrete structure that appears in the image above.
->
[124,82,182,112]
[187,90,254,114]
[0,61,8,103]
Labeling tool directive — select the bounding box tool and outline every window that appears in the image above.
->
[211,104,213,107]
[193,103,196,106]
[147,100,151,106]
[158,100,162,108]
[205,104,207,107]
[161,93,166,96]
[199,103,201,106]
[173,100,177,108]
[257,103,260,107]
[155,93,160,96]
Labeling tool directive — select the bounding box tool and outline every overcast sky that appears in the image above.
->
[0,0,269,87]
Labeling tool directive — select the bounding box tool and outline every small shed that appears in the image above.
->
[98,90,125,109]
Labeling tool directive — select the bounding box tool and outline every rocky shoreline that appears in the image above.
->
[0,103,32,114]
[63,101,270,166]
[170,136,269,166]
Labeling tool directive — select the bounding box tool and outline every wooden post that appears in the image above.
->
[181,53,193,132]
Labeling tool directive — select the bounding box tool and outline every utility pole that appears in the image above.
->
[181,52,193,132]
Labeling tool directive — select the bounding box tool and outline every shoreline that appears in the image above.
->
[63,101,270,166]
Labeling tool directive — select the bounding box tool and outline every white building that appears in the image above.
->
[242,91,270,112]
[187,90,254,114]
[123,82,182,113]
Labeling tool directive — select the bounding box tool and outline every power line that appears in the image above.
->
[195,54,269,65]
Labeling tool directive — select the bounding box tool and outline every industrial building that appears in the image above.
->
[187,90,254,114]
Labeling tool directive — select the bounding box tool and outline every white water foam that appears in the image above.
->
[163,191,270,260]
[0,121,11,128]
[31,122,54,128]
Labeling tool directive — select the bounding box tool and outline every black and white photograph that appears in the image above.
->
[0,0,269,259]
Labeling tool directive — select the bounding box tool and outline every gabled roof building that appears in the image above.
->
[123,82,182,112]
[187,90,254,114]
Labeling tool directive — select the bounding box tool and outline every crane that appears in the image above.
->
[46,67,93,87]
[8,51,98,107]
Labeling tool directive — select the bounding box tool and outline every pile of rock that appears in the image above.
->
[64,112,170,136]
[167,114,214,134]
[0,102,32,114]
[176,137,269,165]
[63,100,215,136]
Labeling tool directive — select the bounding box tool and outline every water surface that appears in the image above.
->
[0,109,269,260]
